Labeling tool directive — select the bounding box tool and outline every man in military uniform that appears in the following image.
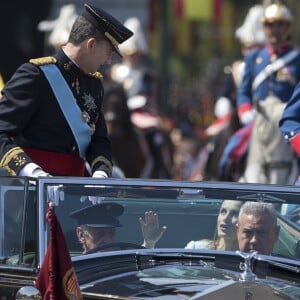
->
[0,4,133,178]
[280,85,300,158]
[237,2,300,184]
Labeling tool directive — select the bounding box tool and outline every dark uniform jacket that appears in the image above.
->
[0,49,112,176]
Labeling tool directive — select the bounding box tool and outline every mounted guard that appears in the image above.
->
[237,2,300,184]
[215,4,265,181]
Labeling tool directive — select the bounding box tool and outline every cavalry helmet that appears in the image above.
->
[262,3,293,24]
[235,5,266,47]
[119,17,148,56]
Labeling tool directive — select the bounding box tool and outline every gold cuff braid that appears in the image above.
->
[0,147,26,176]
[91,156,113,176]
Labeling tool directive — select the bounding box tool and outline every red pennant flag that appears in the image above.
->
[35,204,83,300]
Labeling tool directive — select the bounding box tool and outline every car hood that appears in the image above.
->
[72,249,300,299]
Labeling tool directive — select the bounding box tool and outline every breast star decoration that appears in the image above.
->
[82,93,97,112]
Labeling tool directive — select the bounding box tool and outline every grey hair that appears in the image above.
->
[238,201,277,226]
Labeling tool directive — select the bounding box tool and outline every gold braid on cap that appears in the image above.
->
[105,32,120,50]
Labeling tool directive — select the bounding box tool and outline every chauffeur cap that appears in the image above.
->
[70,202,124,228]
[81,4,133,57]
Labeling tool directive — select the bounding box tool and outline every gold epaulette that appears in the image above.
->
[88,71,103,80]
[29,56,56,66]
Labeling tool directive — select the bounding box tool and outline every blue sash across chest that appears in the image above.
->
[40,64,91,158]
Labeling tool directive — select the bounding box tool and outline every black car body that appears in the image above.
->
[1,176,300,299]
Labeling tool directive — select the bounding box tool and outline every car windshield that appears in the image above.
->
[1,176,300,267]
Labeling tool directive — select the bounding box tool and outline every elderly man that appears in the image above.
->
[70,202,167,253]
[236,202,280,255]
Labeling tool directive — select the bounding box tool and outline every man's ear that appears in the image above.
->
[86,37,96,50]
[235,223,239,232]
[76,227,85,241]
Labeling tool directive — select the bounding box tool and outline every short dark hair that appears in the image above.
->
[68,16,105,45]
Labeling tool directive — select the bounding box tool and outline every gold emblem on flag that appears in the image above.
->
[63,268,83,300]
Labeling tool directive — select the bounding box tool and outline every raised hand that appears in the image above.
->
[139,211,167,248]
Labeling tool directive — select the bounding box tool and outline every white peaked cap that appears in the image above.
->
[119,17,148,55]
[235,5,266,47]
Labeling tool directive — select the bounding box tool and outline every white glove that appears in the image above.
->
[83,171,108,204]
[240,109,256,125]
[19,163,61,204]
[32,168,50,177]
[92,170,108,179]
[19,163,50,177]
[47,185,64,205]
[84,185,105,204]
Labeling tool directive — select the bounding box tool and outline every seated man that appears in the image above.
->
[70,202,166,253]
[236,202,280,255]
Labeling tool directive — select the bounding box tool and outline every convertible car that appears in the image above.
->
[1,176,300,299]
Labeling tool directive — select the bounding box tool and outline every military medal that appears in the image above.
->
[72,77,80,94]
[81,111,90,124]
[82,93,97,111]
[63,61,72,71]
[90,123,96,135]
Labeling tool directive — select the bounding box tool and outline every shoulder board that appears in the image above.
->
[29,56,56,66]
[88,71,103,80]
